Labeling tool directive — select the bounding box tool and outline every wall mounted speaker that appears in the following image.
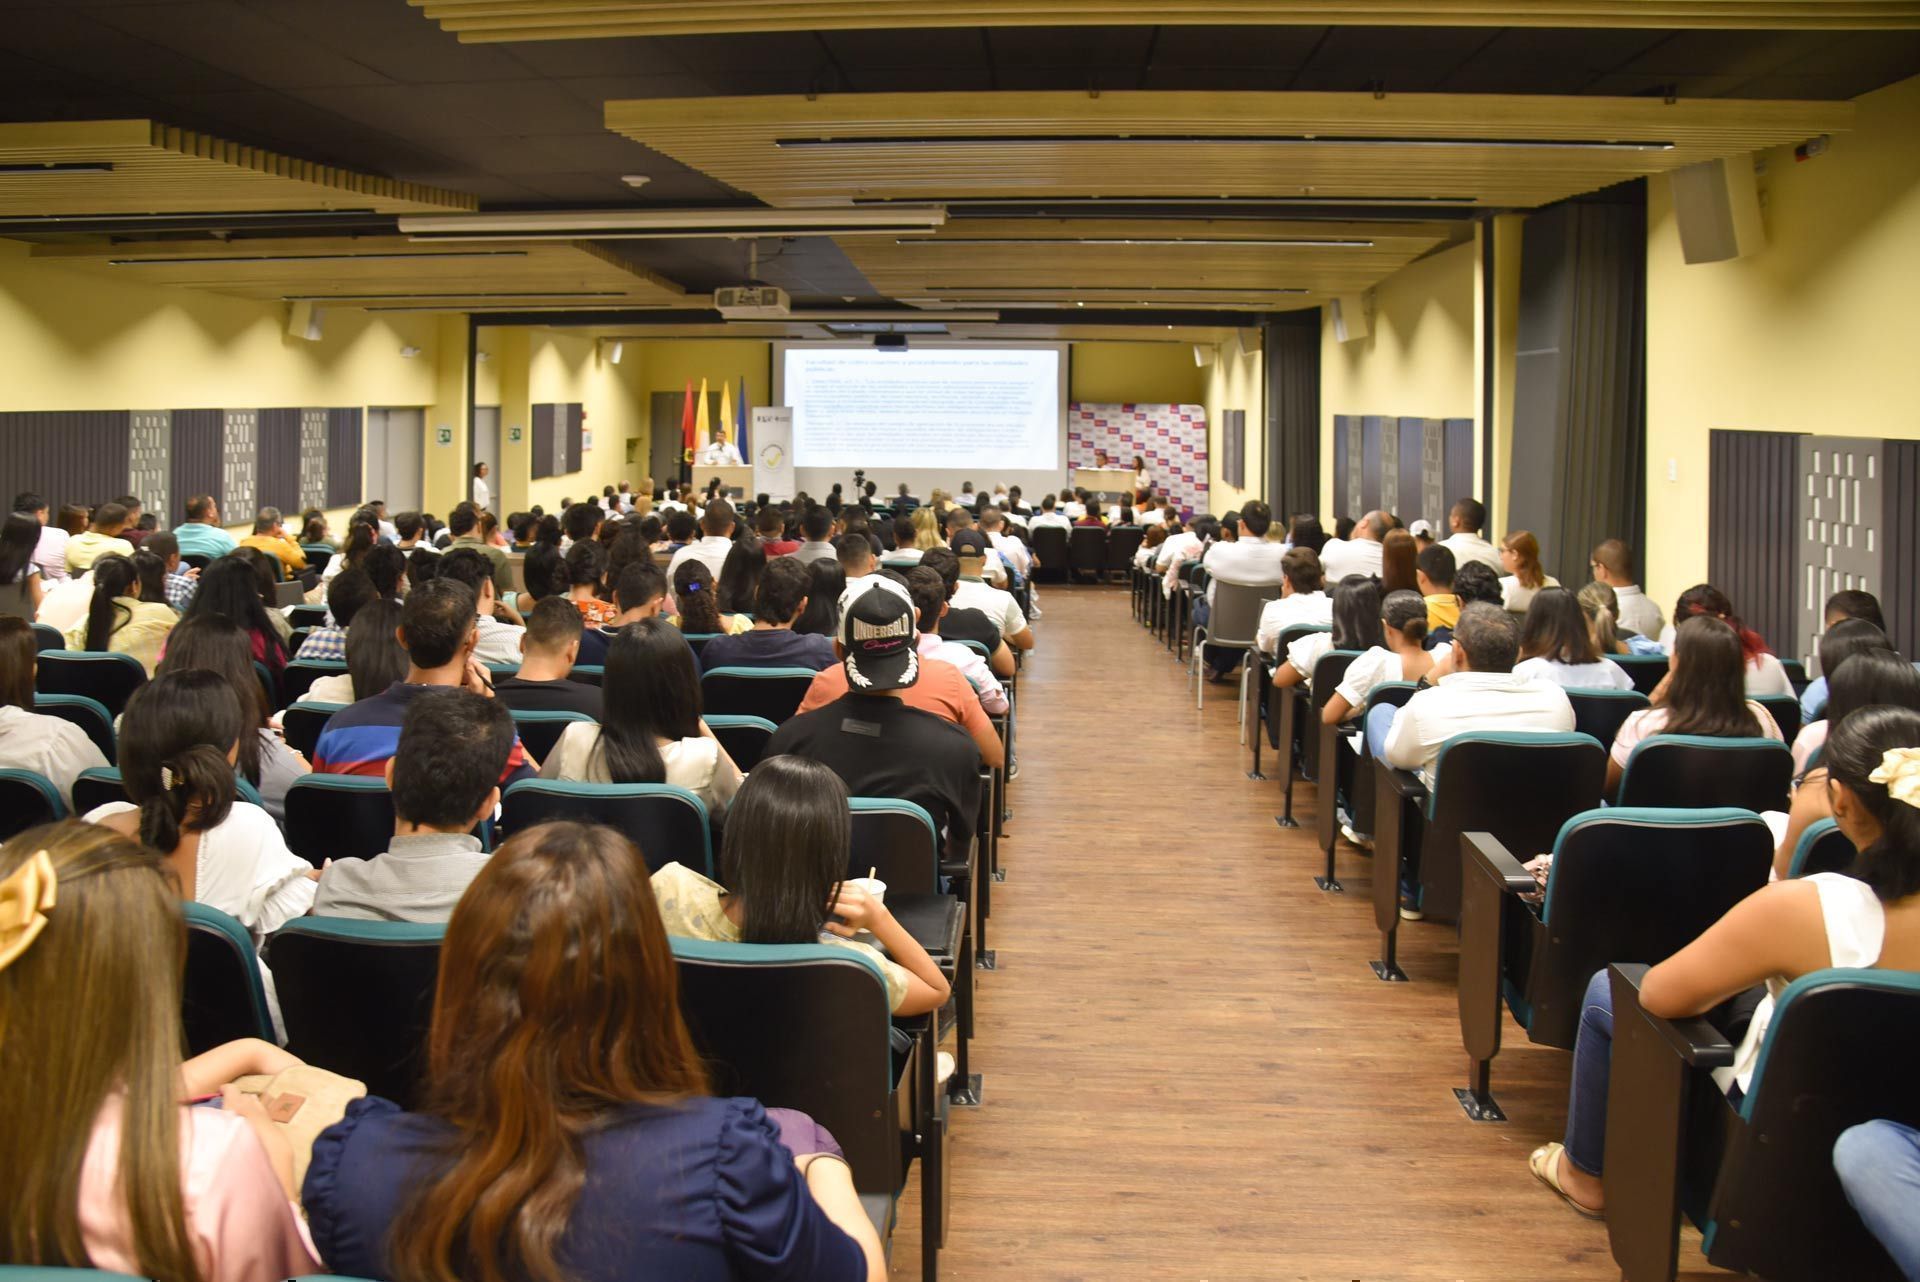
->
[285,301,324,342]
[1193,344,1215,367]
[1670,157,1766,264]
[1331,294,1370,343]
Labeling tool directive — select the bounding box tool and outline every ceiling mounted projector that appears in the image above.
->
[715,285,790,318]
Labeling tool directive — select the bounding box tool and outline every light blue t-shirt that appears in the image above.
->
[171,521,238,559]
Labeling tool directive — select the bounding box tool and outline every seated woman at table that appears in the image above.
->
[650,754,951,1019]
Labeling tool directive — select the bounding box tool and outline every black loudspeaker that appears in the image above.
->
[1670,157,1766,265]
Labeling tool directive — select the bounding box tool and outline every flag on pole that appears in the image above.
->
[679,380,697,472]
[718,380,735,451]
[736,375,750,456]
[695,377,712,450]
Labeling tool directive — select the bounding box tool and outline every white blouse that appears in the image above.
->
[84,799,316,938]
[540,723,741,819]
[1514,655,1635,691]
[1500,574,1561,613]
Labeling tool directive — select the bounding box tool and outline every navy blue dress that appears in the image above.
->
[304,1095,865,1282]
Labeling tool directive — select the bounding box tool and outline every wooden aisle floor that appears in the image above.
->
[894,584,1717,1281]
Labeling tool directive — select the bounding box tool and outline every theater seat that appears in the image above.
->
[701,666,815,724]
[35,650,146,719]
[506,708,593,762]
[283,775,395,866]
[281,702,344,761]
[1616,735,1792,811]
[1565,688,1650,750]
[1788,817,1857,878]
[33,693,116,763]
[0,769,64,840]
[706,713,777,771]
[500,779,712,876]
[182,901,275,1054]
[71,767,266,818]
[281,660,346,706]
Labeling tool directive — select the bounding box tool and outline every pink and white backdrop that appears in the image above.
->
[1067,403,1209,518]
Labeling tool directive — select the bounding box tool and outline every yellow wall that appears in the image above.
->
[1643,71,1920,614]
[1071,340,1208,405]
[524,329,647,514]
[1203,330,1264,512]
[635,338,772,404]
[1317,240,1478,516]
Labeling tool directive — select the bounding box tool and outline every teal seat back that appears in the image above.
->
[700,666,816,723]
[705,713,777,771]
[33,693,115,763]
[281,659,346,705]
[0,769,64,839]
[501,779,712,876]
[72,766,265,817]
[849,797,940,893]
[182,901,274,1053]
[284,774,394,866]
[1606,653,1669,695]
[1564,688,1650,749]
[1787,817,1856,879]
[35,650,146,718]
[506,708,593,762]
[281,701,345,761]
[1617,735,1793,811]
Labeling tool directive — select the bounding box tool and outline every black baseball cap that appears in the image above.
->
[950,528,990,559]
[839,579,919,692]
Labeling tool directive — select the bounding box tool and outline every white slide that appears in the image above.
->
[783,346,1061,471]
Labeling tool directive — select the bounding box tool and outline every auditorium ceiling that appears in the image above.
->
[0,0,1912,325]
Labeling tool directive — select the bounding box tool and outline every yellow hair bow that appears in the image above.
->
[0,851,57,975]
[1869,747,1920,811]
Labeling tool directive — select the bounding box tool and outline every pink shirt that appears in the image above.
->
[1608,700,1784,768]
[79,1096,319,1281]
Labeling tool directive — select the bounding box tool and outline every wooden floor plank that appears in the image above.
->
[895,585,1716,1280]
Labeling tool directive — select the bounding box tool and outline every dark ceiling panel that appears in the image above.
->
[90,2,391,89]
[246,0,536,84]
[1284,25,1508,91]
[547,72,717,107]
[283,80,604,140]
[494,35,691,79]
[1435,27,1672,93]
[5,7,256,97]
[1148,24,1331,71]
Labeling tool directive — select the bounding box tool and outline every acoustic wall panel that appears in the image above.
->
[1421,419,1447,530]
[221,410,258,521]
[1395,416,1432,525]
[1708,428,1799,669]
[0,411,131,518]
[565,402,584,476]
[1222,409,1245,491]
[1796,436,1883,672]
[531,403,557,481]
[1332,415,1354,520]
[325,409,363,509]
[1886,441,1920,662]
[128,411,171,526]
[1359,415,1386,513]
[1264,320,1320,521]
[170,410,222,521]
[257,409,302,516]
[299,410,330,513]
[1443,419,1475,524]
[1378,413,1400,514]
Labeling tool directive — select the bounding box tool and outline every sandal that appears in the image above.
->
[1529,1142,1604,1219]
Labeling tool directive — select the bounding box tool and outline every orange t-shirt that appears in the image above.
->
[796,655,992,746]
[574,596,620,627]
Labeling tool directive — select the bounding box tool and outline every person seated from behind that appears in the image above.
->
[312,688,514,922]
[444,503,512,598]
[669,559,751,636]
[699,554,837,674]
[1438,496,1501,573]
[1789,645,1920,779]
[1254,546,1331,658]
[314,579,534,786]
[1603,614,1784,796]
[0,616,109,805]
[65,552,176,674]
[407,545,441,590]
[793,505,838,564]
[394,509,438,555]
[1659,583,1794,696]
[1029,492,1072,531]
[1588,537,1663,637]
[1136,524,1168,571]
[303,598,407,705]
[1513,587,1634,691]
[1321,589,1447,728]
[297,566,377,662]
[950,526,1009,589]
[541,617,742,819]
[564,539,618,627]
[1578,580,1636,655]
[576,559,668,666]
[66,501,136,575]
[838,530,877,584]
[767,580,985,863]
[239,506,310,585]
[906,567,1008,714]
[943,540,1034,653]
[1275,574,1382,695]
[303,819,886,1282]
[1448,559,1505,645]
[1416,543,1459,637]
[1799,589,1913,722]
[435,547,526,667]
[662,507,697,553]
[1378,602,1575,783]
[1317,509,1387,584]
[920,547,1015,674]
[494,596,604,719]
[1073,500,1106,528]
[652,755,951,1018]
[0,820,321,1281]
[136,530,198,612]
[756,504,801,556]
[362,542,407,602]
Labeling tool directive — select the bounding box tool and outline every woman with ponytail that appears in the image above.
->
[1321,589,1448,727]
[0,820,318,1281]
[668,558,749,636]
[63,552,176,673]
[1576,580,1633,654]
[1529,705,1920,1220]
[1659,583,1793,696]
[156,616,310,820]
[84,669,316,937]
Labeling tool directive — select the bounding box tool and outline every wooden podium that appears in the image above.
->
[1075,467,1137,500]
[694,464,753,497]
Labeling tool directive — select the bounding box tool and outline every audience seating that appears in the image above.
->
[1276,646,1355,830]
[30,621,62,652]
[680,632,721,661]
[265,918,444,1109]
[1314,680,1416,891]
[283,775,395,866]
[1752,693,1802,742]
[287,626,311,657]
[1779,657,1809,695]
[1565,689,1651,750]
[35,650,145,718]
[300,545,333,577]
[1067,527,1107,583]
[180,553,211,571]
[1169,563,1201,660]
[1615,736,1792,812]
[1605,962,1920,1282]
[568,663,604,686]
[1455,808,1772,1121]
[1103,525,1143,582]
[288,603,329,629]
[1372,732,1607,981]
[253,659,280,712]
[1788,817,1857,878]
[0,768,64,839]
[1028,526,1068,583]
[34,692,116,763]
[1246,624,1322,778]
[706,713,777,770]
[507,708,592,762]
[281,701,343,760]
[182,901,275,1054]
[701,666,815,724]
[669,938,940,1280]
[72,766,265,816]
[500,779,713,876]
[1607,654,1669,696]
[1188,579,1268,714]
[281,660,346,705]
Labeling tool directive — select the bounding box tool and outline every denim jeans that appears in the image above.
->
[1562,969,1615,1175]
[1364,702,1398,762]
[1835,1120,1920,1281]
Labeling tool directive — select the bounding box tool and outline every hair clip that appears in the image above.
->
[159,765,175,791]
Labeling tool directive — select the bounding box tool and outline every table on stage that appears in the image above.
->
[1074,467,1138,500]
[694,464,753,497]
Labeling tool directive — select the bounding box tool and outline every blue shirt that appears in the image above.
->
[305,1095,865,1282]
[170,521,237,559]
[164,568,197,612]
[700,628,838,674]
[297,625,348,662]
[314,681,535,784]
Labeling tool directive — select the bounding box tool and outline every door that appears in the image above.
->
[650,392,684,488]
[365,408,425,514]
[471,406,501,485]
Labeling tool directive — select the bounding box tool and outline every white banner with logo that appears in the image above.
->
[751,407,795,501]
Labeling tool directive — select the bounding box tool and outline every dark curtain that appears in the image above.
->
[531,404,557,481]
[325,408,363,509]
[565,402,584,475]
[1263,318,1319,519]
[1883,441,1920,660]
[1707,428,1799,659]
[171,409,223,517]
[0,411,130,517]
[257,408,302,515]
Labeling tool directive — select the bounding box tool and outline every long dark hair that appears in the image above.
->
[1674,583,1769,664]
[1381,589,1429,649]
[1825,706,1920,902]
[522,542,564,603]
[155,616,266,785]
[714,534,764,615]
[1380,529,1418,595]
[1288,514,1327,555]
[1662,615,1758,738]
[119,670,242,854]
[720,756,851,943]
[1331,574,1385,651]
[793,559,845,638]
[1825,649,1920,728]
[672,560,724,635]
[0,511,37,586]
[595,619,702,785]
[182,556,287,666]
[346,599,409,702]
[1520,586,1599,666]
[83,554,140,652]
[130,549,168,606]
[339,521,376,571]
[392,821,707,1282]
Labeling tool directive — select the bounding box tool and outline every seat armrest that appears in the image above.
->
[1462,831,1537,894]
[1381,767,1428,804]
[1611,963,1736,1069]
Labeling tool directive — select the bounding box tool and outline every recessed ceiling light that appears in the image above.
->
[620,174,651,189]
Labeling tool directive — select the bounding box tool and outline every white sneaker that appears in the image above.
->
[1340,822,1374,851]
[936,1051,956,1087]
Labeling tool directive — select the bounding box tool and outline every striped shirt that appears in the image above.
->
[313,681,535,784]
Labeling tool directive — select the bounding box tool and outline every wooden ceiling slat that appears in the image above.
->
[412,0,1920,39]
[0,121,475,216]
